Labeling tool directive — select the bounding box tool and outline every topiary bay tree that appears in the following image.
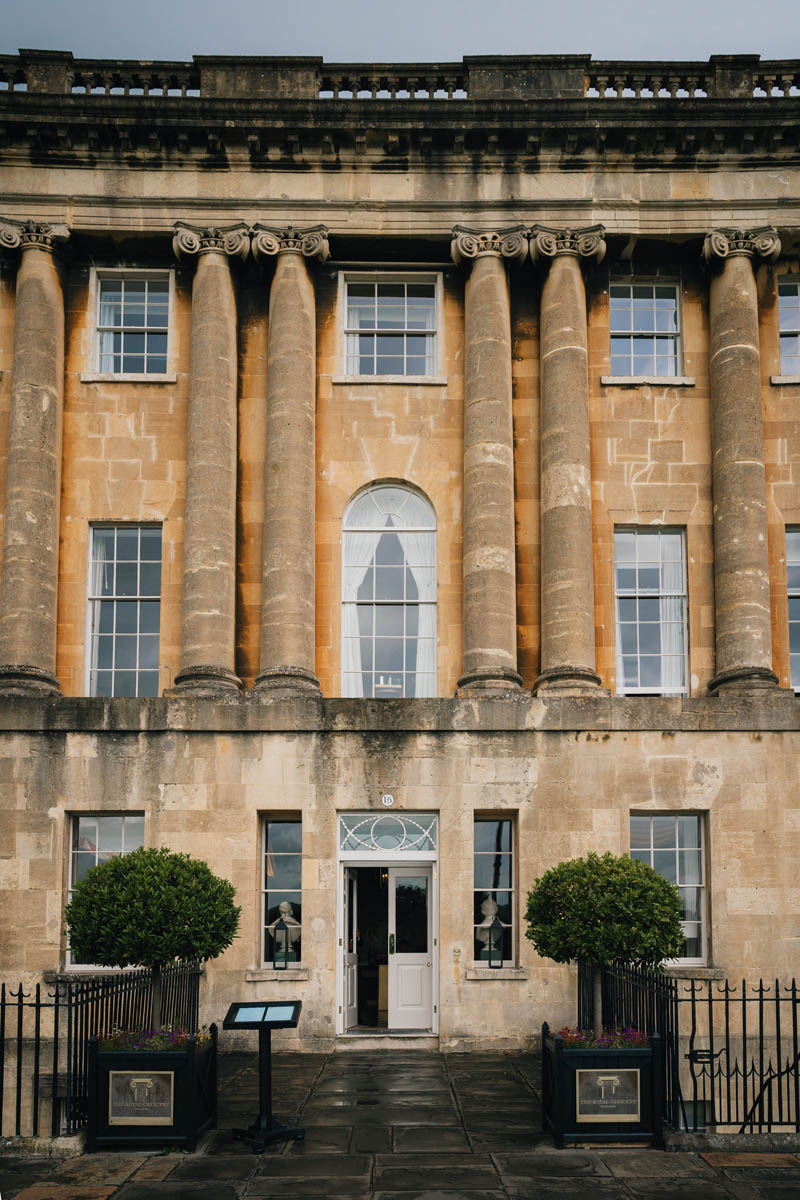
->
[65,846,240,1030]
[525,851,684,1028]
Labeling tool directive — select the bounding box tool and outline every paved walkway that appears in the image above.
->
[2,1050,800,1198]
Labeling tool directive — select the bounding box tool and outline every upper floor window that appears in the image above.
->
[786,528,800,690]
[779,280,800,375]
[342,485,436,698]
[609,282,680,377]
[630,813,706,964]
[344,276,437,377]
[95,271,170,376]
[86,525,162,697]
[614,528,687,695]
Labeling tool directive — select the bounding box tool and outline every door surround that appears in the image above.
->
[335,812,439,1037]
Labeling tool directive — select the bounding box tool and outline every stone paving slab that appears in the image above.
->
[0,1156,60,1198]
[622,1182,740,1198]
[600,1150,716,1178]
[45,1154,145,1185]
[10,1188,118,1200]
[493,1151,611,1177]
[702,1152,800,1167]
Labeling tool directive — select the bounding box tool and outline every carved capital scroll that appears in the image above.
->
[0,218,69,255]
[529,224,606,264]
[702,227,781,266]
[251,224,330,262]
[450,225,528,266]
[172,221,250,262]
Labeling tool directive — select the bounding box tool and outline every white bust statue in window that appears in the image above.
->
[475,897,500,956]
[268,900,301,960]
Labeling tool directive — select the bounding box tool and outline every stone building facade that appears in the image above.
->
[0,51,799,1050]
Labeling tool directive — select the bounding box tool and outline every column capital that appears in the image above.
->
[0,217,69,255]
[529,224,606,264]
[702,226,781,266]
[172,221,250,262]
[251,224,329,262]
[450,225,528,266]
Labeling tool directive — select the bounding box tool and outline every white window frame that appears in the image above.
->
[629,813,707,966]
[779,279,800,376]
[609,279,682,378]
[473,815,515,968]
[614,526,689,696]
[82,267,176,382]
[66,812,145,969]
[786,527,800,691]
[337,271,442,382]
[341,484,437,699]
[261,815,303,969]
[84,523,163,698]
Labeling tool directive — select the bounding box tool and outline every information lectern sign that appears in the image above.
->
[222,1000,304,1151]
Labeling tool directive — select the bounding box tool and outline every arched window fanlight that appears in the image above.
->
[342,484,436,698]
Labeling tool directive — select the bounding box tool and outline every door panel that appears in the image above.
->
[343,868,358,1029]
[388,867,432,1029]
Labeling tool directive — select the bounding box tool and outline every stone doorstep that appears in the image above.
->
[701,1152,800,1168]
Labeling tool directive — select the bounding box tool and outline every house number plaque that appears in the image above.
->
[108,1070,174,1125]
[575,1068,640,1123]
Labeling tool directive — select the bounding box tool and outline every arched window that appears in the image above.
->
[342,485,436,698]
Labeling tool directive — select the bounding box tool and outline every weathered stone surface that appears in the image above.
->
[453,230,525,695]
[255,233,327,698]
[704,230,780,693]
[0,226,67,696]
[532,229,605,695]
[171,226,247,696]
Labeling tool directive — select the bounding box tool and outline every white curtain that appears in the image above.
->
[342,529,382,696]
[400,528,437,695]
[660,596,685,691]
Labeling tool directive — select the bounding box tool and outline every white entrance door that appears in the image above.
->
[343,868,358,1029]
[388,866,433,1029]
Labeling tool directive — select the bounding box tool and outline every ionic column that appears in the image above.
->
[0,219,69,696]
[171,223,250,696]
[530,225,606,695]
[251,225,329,697]
[703,227,780,692]
[451,226,527,695]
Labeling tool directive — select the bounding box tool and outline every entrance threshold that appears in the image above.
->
[336,1031,439,1051]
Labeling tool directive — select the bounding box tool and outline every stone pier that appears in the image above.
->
[171,223,250,696]
[531,225,606,695]
[451,226,527,695]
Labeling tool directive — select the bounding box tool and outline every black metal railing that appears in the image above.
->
[0,964,201,1138]
[593,963,800,1134]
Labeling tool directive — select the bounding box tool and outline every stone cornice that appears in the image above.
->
[172,221,250,261]
[0,217,69,254]
[250,224,330,261]
[529,224,606,264]
[702,226,781,265]
[450,225,528,265]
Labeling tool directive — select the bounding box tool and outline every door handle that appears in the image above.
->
[389,934,395,954]
[427,962,431,967]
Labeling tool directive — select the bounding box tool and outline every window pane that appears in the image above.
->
[375,567,403,600]
[629,815,651,849]
[375,605,403,636]
[115,563,137,596]
[652,816,676,848]
[97,816,123,853]
[266,821,302,853]
[139,562,161,596]
[474,820,512,852]
[115,638,137,669]
[124,815,145,850]
[139,601,160,634]
[266,854,302,889]
[115,603,137,633]
[474,855,512,889]
[473,891,512,926]
[653,850,677,883]
[679,849,702,885]
[138,671,159,697]
[114,671,137,697]
[678,815,701,848]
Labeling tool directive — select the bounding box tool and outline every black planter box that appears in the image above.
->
[542,1021,664,1148]
[86,1026,217,1152]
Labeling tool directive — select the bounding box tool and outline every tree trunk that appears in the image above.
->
[593,965,603,1033]
[151,962,163,1031]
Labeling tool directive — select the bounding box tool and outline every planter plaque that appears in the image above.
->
[576,1067,640,1123]
[108,1070,174,1125]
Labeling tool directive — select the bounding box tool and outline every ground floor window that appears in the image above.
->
[67,813,144,966]
[263,817,302,966]
[473,816,514,965]
[629,813,706,964]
